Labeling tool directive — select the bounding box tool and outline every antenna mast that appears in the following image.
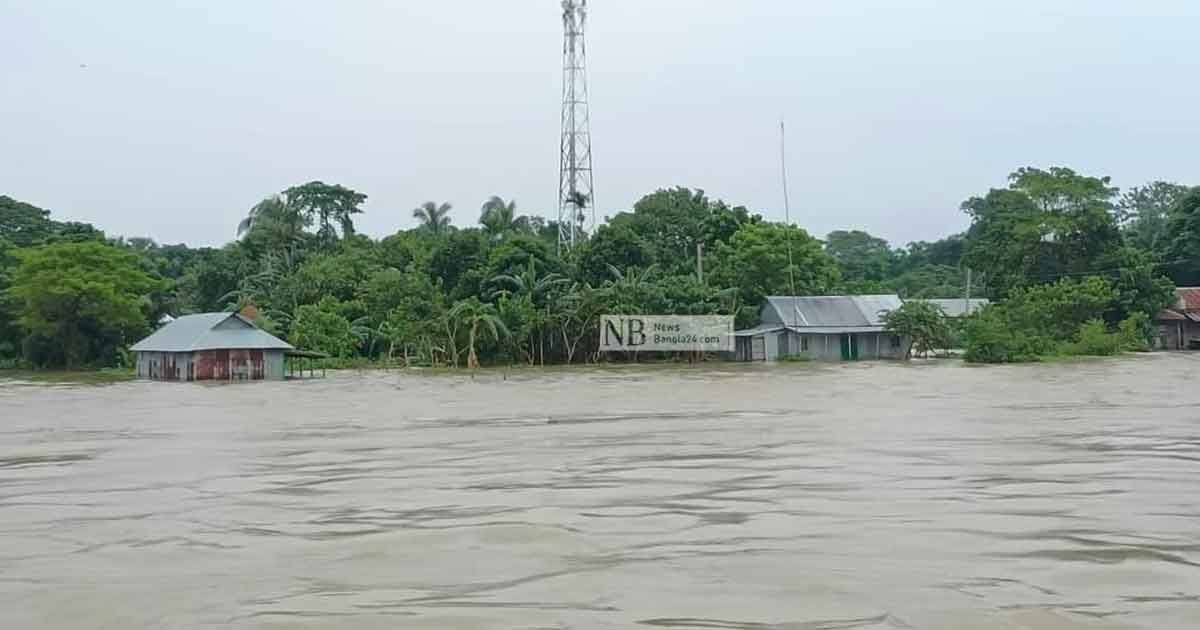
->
[558,0,595,252]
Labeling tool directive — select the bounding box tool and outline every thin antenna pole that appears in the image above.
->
[781,120,799,323]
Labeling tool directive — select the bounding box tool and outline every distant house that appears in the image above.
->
[131,312,294,381]
[917,298,990,318]
[1155,288,1200,351]
[734,295,907,361]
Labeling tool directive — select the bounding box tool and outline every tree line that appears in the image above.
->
[1,167,1197,369]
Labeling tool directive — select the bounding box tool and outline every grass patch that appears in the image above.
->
[0,367,136,384]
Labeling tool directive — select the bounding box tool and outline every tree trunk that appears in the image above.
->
[467,324,479,369]
[561,325,577,365]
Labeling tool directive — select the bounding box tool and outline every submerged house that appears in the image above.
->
[1156,288,1200,350]
[131,312,294,381]
[734,295,907,361]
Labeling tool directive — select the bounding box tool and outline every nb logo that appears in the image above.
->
[603,317,646,347]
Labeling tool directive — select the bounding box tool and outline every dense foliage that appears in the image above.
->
[881,300,953,359]
[0,167,1193,369]
[962,278,1153,363]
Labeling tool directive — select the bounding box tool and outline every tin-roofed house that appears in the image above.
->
[1155,288,1200,350]
[917,298,991,318]
[734,295,907,361]
[131,312,294,381]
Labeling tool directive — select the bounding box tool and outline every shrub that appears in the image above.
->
[1064,319,1123,357]
[1118,312,1152,352]
[962,307,1051,363]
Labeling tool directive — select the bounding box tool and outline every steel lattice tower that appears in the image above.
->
[558,0,595,251]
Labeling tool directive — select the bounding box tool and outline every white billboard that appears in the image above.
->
[599,315,735,353]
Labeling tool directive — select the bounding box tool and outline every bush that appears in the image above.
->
[963,277,1136,363]
[289,296,357,358]
[1118,312,1152,352]
[962,307,1050,363]
[1064,319,1124,357]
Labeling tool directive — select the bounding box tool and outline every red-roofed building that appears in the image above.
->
[1156,288,1200,350]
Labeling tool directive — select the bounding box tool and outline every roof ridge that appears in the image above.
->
[189,312,234,350]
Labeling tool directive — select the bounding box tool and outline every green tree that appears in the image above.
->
[484,235,559,283]
[963,168,1124,298]
[577,222,656,286]
[237,195,311,254]
[1118,181,1190,256]
[610,188,750,275]
[378,273,446,364]
[1,196,58,246]
[489,260,568,365]
[1,196,103,246]
[0,238,20,359]
[711,222,840,320]
[479,196,519,241]
[8,241,162,368]
[881,300,951,359]
[1165,188,1200,286]
[290,296,357,358]
[448,298,509,369]
[284,182,367,246]
[430,229,488,300]
[962,277,1120,363]
[413,201,453,235]
[826,230,895,284]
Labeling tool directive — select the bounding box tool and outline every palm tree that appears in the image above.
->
[490,261,570,365]
[413,201,453,235]
[237,195,309,248]
[237,196,283,239]
[489,260,569,303]
[448,299,509,369]
[479,196,518,240]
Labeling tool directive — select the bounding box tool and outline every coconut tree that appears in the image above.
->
[447,298,509,369]
[479,196,518,241]
[413,201,453,235]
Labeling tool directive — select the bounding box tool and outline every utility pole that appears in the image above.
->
[696,242,704,283]
[557,0,595,253]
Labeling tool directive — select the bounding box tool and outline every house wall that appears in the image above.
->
[136,348,283,382]
[764,331,784,361]
[136,352,193,381]
[264,350,286,380]
[781,332,908,361]
[737,331,910,362]
[1158,321,1200,350]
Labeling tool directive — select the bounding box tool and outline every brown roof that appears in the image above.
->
[1177,287,1200,312]
[1157,288,1200,322]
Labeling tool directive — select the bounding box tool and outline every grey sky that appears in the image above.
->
[3,0,1198,248]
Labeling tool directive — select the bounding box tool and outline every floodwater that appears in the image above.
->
[2,356,1200,630]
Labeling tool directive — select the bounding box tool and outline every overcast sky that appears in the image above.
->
[3,0,1198,248]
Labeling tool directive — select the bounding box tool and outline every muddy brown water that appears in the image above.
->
[2,356,1199,629]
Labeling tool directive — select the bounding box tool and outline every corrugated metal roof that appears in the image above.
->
[789,325,887,334]
[763,295,902,328]
[919,298,991,317]
[131,313,293,353]
[733,324,786,338]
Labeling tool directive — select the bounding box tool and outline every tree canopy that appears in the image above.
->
[8,241,162,368]
[0,166,1190,369]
